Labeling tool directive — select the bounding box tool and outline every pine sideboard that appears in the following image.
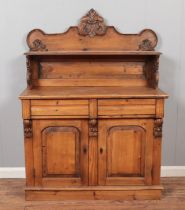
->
[19,9,168,200]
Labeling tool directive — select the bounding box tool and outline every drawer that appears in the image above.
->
[98,99,156,116]
[31,100,89,116]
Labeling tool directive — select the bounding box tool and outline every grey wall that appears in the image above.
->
[0,0,185,167]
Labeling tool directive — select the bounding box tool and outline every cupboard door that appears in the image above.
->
[98,119,153,186]
[32,119,88,187]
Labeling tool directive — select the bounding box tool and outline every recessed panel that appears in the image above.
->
[39,61,144,79]
[107,126,145,177]
[37,59,147,87]
[42,126,80,176]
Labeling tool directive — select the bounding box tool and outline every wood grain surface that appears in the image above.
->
[0,178,184,210]
[19,87,168,99]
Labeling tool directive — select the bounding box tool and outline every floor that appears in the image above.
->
[0,178,185,210]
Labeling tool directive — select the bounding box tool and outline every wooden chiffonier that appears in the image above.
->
[19,9,168,200]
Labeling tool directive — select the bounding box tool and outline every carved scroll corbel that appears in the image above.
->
[24,120,32,138]
[26,56,33,89]
[89,118,98,137]
[154,119,163,138]
[144,56,159,88]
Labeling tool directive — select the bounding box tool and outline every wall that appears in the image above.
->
[0,0,185,167]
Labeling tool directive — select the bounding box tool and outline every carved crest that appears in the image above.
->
[154,119,163,138]
[78,9,107,37]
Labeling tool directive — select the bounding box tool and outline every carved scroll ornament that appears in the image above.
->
[139,39,154,51]
[24,120,32,138]
[30,39,47,51]
[154,119,163,138]
[144,56,159,88]
[78,9,107,37]
[26,56,32,88]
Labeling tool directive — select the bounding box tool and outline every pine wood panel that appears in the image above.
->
[42,127,80,176]
[99,99,155,105]
[37,78,147,87]
[107,126,145,177]
[23,120,34,187]
[20,9,168,201]
[88,99,98,186]
[25,188,161,201]
[98,104,155,116]
[39,61,144,79]
[31,115,89,119]
[32,120,89,187]
[21,100,31,119]
[31,99,88,106]
[36,59,147,87]
[25,51,161,56]
[26,27,158,52]
[152,136,162,185]
[24,9,161,89]
[156,99,165,118]
[98,119,153,186]
[19,86,168,99]
[31,99,89,116]
[31,105,88,116]
[0,178,185,209]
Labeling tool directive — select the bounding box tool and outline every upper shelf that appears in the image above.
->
[25,50,161,56]
[26,9,159,54]
[24,9,162,90]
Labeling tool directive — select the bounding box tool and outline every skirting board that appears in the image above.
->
[0,167,185,178]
